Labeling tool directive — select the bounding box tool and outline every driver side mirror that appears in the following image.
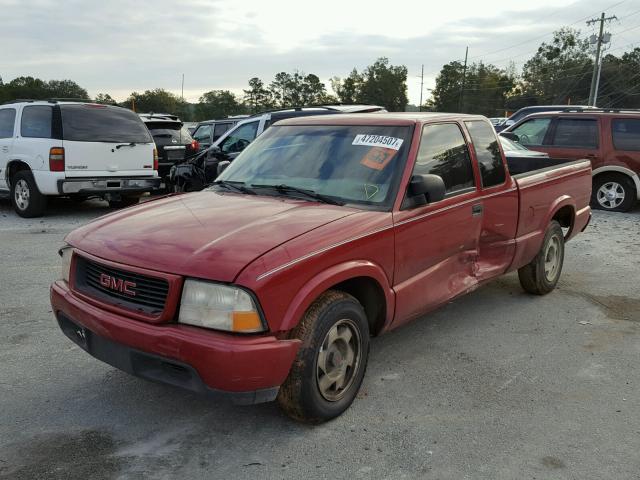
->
[407,174,446,207]
[217,161,231,176]
[500,132,520,142]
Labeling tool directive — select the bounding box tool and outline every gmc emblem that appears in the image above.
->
[99,273,137,296]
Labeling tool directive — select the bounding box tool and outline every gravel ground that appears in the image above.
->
[1,197,639,480]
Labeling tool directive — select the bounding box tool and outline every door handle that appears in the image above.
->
[472,204,483,216]
[1,146,8,153]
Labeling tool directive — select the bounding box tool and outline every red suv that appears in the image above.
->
[503,110,640,212]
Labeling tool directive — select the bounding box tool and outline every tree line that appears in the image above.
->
[429,28,640,115]
[0,58,408,121]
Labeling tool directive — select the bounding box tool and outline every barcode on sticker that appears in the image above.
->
[352,134,404,151]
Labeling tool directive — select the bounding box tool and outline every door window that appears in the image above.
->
[551,118,598,148]
[219,121,259,154]
[21,105,53,138]
[612,119,640,151]
[213,123,231,140]
[465,121,506,188]
[511,118,552,146]
[0,109,16,138]
[414,123,475,196]
[193,124,212,143]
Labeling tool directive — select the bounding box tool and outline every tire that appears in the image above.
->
[108,196,140,209]
[518,220,565,295]
[277,290,370,423]
[10,170,47,218]
[591,173,637,212]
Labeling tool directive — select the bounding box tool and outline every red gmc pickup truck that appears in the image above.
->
[51,113,592,422]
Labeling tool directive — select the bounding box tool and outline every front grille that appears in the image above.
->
[75,256,169,315]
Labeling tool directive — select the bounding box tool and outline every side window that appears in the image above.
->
[219,121,259,154]
[192,125,212,143]
[551,118,598,149]
[465,120,506,188]
[0,109,16,138]
[213,123,230,141]
[21,105,53,139]
[611,119,640,151]
[414,123,475,196]
[511,118,552,146]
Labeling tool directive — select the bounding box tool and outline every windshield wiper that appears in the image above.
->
[251,184,344,206]
[212,180,256,195]
[115,142,138,149]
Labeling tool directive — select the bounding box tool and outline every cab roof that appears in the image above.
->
[275,112,488,126]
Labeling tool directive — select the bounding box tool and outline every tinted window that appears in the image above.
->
[219,121,259,153]
[511,118,552,146]
[192,124,212,143]
[213,122,231,140]
[147,123,194,145]
[21,106,52,138]
[61,105,152,143]
[552,118,598,148]
[0,109,16,138]
[612,119,640,151]
[219,125,411,208]
[465,121,506,188]
[414,123,475,195]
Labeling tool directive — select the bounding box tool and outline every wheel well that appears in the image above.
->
[330,276,386,336]
[552,205,575,239]
[6,161,31,187]
[593,170,637,191]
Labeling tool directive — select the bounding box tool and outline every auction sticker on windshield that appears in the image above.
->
[352,134,404,151]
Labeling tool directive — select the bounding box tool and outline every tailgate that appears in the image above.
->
[514,160,592,239]
[63,141,156,177]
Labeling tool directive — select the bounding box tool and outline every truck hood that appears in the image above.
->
[66,191,357,282]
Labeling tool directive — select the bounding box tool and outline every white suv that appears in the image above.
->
[0,100,161,217]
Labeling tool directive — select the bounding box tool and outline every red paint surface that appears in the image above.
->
[53,113,592,394]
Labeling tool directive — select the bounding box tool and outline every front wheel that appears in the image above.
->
[277,291,370,423]
[518,220,565,295]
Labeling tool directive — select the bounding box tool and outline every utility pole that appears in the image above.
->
[181,73,185,102]
[458,46,468,112]
[419,64,424,112]
[587,13,616,106]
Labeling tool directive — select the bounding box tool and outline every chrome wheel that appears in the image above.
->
[544,235,561,282]
[596,181,625,209]
[14,179,30,211]
[316,319,361,402]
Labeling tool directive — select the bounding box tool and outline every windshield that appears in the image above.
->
[61,105,152,143]
[218,124,412,209]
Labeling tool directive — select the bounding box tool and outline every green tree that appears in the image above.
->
[127,89,179,114]
[596,48,640,108]
[358,58,409,111]
[196,90,244,120]
[331,69,363,104]
[243,77,274,113]
[94,93,116,104]
[46,79,89,99]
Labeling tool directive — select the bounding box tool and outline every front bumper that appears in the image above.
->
[57,177,161,195]
[50,281,300,404]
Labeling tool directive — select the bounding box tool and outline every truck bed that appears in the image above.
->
[506,156,578,177]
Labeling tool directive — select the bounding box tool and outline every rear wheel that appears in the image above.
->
[518,220,564,295]
[277,290,370,423]
[591,173,636,212]
[11,171,47,218]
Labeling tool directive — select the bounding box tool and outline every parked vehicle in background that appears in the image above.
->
[502,108,640,212]
[191,115,250,151]
[170,105,385,192]
[0,100,160,217]
[52,112,591,422]
[495,105,596,132]
[139,113,199,181]
[490,117,507,127]
[183,122,198,135]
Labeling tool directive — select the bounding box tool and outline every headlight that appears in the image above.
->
[178,279,265,333]
[59,246,73,283]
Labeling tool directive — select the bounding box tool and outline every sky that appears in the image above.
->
[1,0,639,105]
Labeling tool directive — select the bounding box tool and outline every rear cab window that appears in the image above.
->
[413,123,475,197]
[465,120,506,188]
[60,105,152,143]
[611,118,640,151]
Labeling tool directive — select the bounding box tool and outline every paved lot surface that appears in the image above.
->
[1,197,639,480]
